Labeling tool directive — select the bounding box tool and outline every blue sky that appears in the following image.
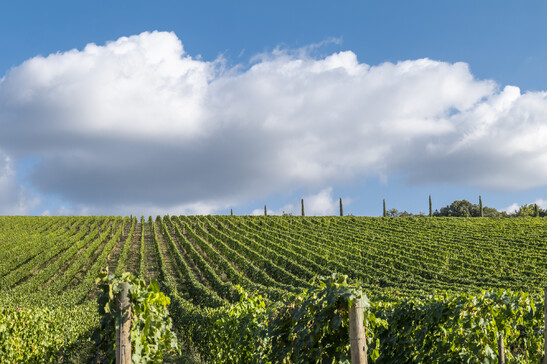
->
[1,0,547,216]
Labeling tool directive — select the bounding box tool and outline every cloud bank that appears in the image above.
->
[1,31,547,214]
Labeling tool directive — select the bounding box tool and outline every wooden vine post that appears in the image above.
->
[349,293,367,364]
[498,333,505,364]
[116,282,131,364]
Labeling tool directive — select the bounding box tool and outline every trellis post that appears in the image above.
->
[116,282,131,364]
[498,333,505,364]
[349,293,367,364]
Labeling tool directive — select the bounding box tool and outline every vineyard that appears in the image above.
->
[1,215,547,362]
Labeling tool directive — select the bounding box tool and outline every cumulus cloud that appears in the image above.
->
[303,187,342,216]
[1,31,547,214]
[501,203,520,214]
[535,199,547,209]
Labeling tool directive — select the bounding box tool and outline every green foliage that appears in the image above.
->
[4,215,547,362]
[269,273,387,363]
[385,208,415,217]
[514,203,547,217]
[198,278,544,363]
[94,269,178,363]
[176,274,388,363]
[435,199,500,217]
[0,302,96,363]
[375,290,544,363]
[0,306,70,363]
[483,206,502,217]
[212,285,273,363]
[438,199,479,217]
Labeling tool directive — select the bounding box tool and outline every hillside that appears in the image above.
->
[1,215,546,362]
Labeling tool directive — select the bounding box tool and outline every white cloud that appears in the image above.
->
[1,31,547,214]
[303,187,341,216]
[0,31,212,142]
[501,203,520,214]
[535,199,547,209]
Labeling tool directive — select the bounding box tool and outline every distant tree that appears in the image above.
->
[514,204,533,217]
[482,207,501,217]
[436,200,473,217]
[402,211,417,217]
[435,199,500,217]
[386,208,414,217]
[514,204,546,217]
[386,199,504,218]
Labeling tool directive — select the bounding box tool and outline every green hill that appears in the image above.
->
[1,215,546,362]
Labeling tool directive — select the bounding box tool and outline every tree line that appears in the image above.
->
[386,199,546,218]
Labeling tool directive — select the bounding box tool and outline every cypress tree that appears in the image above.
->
[339,198,343,217]
[231,209,233,216]
[479,195,483,217]
[383,199,386,217]
[301,199,305,216]
[535,203,539,217]
[429,195,432,217]
[264,205,267,216]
